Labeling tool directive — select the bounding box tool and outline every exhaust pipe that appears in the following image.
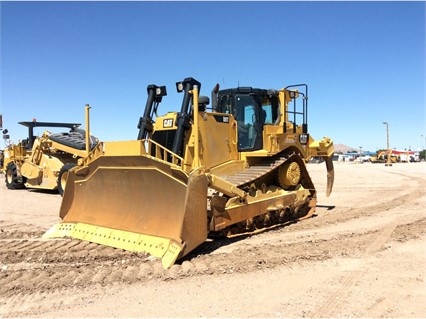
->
[137,85,167,140]
[211,83,220,112]
[172,77,201,156]
[85,104,90,155]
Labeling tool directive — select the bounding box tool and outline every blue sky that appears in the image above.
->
[1,1,425,152]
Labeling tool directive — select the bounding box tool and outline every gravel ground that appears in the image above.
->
[1,161,425,318]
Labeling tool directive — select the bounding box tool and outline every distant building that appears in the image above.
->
[389,149,419,162]
[336,153,356,162]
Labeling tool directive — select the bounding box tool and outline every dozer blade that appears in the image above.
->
[325,155,334,197]
[43,155,209,269]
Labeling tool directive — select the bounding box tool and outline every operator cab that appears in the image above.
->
[216,87,280,151]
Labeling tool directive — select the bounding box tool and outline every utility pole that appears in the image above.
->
[383,122,392,166]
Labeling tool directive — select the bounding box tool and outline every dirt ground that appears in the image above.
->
[0,161,425,318]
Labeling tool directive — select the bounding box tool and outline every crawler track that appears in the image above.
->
[221,152,292,186]
[213,152,316,234]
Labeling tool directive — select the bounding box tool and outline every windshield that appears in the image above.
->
[217,90,280,151]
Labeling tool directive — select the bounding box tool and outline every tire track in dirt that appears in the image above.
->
[303,171,426,318]
[309,218,401,318]
[317,173,425,223]
[2,215,425,295]
[2,193,425,283]
[2,217,425,318]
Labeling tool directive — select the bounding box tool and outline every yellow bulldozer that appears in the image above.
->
[44,77,335,268]
[3,107,98,195]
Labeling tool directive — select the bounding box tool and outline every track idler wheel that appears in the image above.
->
[278,161,301,189]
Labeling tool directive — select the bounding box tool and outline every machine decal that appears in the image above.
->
[285,135,296,144]
[213,115,230,123]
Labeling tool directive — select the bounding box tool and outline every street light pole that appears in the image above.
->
[383,122,391,166]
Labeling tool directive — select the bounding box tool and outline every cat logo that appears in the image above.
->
[163,119,173,128]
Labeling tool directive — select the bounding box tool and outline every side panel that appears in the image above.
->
[195,112,239,169]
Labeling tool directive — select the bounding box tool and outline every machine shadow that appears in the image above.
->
[316,205,336,211]
[178,216,315,264]
[27,188,60,195]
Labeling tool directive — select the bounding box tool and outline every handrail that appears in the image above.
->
[144,139,184,168]
[80,138,184,168]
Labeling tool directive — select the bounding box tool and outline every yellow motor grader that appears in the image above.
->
[44,77,334,268]
[3,106,98,195]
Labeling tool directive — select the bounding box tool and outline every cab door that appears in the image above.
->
[235,94,263,151]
